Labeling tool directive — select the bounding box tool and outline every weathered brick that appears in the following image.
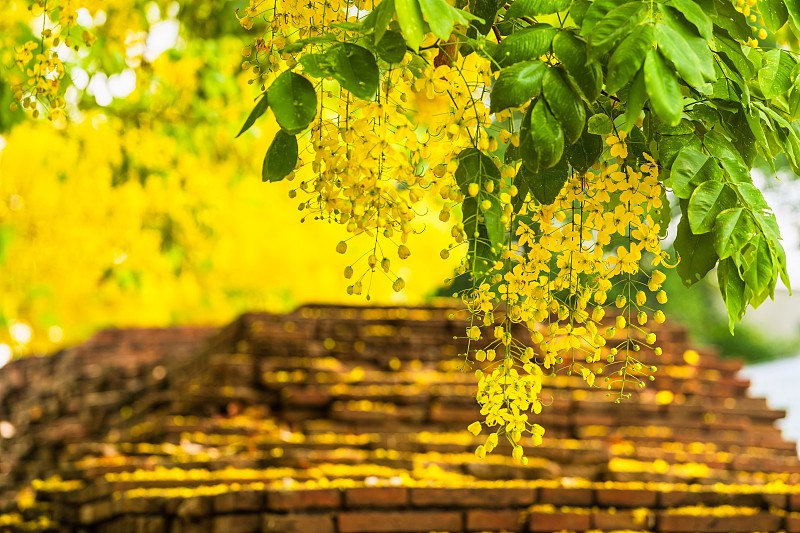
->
[790,493,800,512]
[596,488,658,508]
[267,489,341,511]
[411,487,535,508]
[466,509,523,532]
[263,513,335,533]
[593,509,652,530]
[786,514,800,533]
[527,511,591,532]
[345,487,408,508]
[538,487,593,506]
[135,516,166,533]
[338,511,463,533]
[212,514,261,533]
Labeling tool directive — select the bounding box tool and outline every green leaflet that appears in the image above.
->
[268,71,318,133]
[481,195,505,248]
[454,147,501,193]
[587,113,612,135]
[759,0,789,31]
[418,0,482,40]
[565,131,603,172]
[263,130,298,182]
[236,93,269,138]
[714,31,753,81]
[655,7,714,87]
[605,24,653,95]
[376,30,408,64]
[299,54,333,78]
[669,148,721,199]
[786,0,800,40]
[703,130,752,183]
[619,69,647,132]
[362,0,396,42]
[396,0,426,51]
[490,61,546,113]
[717,257,747,333]
[758,49,796,100]
[506,0,572,18]
[667,0,713,40]
[467,0,504,35]
[674,210,718,286]
[494,25,557,68]
[643,49,683,126]
[461,197,499,277]
[542,67,586,144]
[580,0,633,34]
[521,98,564,172]
[713,0,753,42]
[552,31,602,102]
[741,236,776,306]
[713,207,756,259]
[325,43,380,99]
[688,180,737,234]
[587,1,646,59]
[517,157,570,205]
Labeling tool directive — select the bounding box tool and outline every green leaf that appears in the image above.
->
[713,207,756,259]
[659,133,701,168]
[717,257,747,333]
[454,147,501,193]
[520,98,565,172]
[542,67,586,144]
[759,0,789,31]
[552,31,602,102]
[506,0,572,18]
[587,113,612,135]
[565,131,603,172]
[325,43,379,99]
[268,72,318,133]
[688,180,737,234]
[236,94,269,138]
[299,54,332,78]
[362,0,396,42]
[581,0,633,34]
[396,0,426,51]
[494,25,557,68]
[758,49,795,100]
[669,148,721,199]
[587,1,646,58]
[714,31,753,81]
[713,0,753,41]
[703,130,752,183]
[741,235,776,305]
[655,9,714,87]
[376,30,408,63]
[620,68,647,131]
[786,0,800,39]
[263,130,298,182]
[517,157,570,205]
[467,0,503,35]
[482,195,506,247]
[643,49,683,127]
[605,24,653,95]
[569,0,591,25]
[674,210,718,286]
[667,0,713,39]
[419,0,482,40]
[490,61,546,113]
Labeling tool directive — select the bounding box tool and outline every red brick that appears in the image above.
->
[593,509,652,530]
[527,511,591,532]
[212,514,261,533]
[466,509,523,532]
[791,493,800,512]
[538,487,593,506]
[263,513,335,533]
[345,487,408,508]
[658,512,782,532]
[596,488,658,508]
[267,489,341,511]
[338,511,462,532]
[411,487,535,508]
[214,491,263,513]
[786,514,800,533]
